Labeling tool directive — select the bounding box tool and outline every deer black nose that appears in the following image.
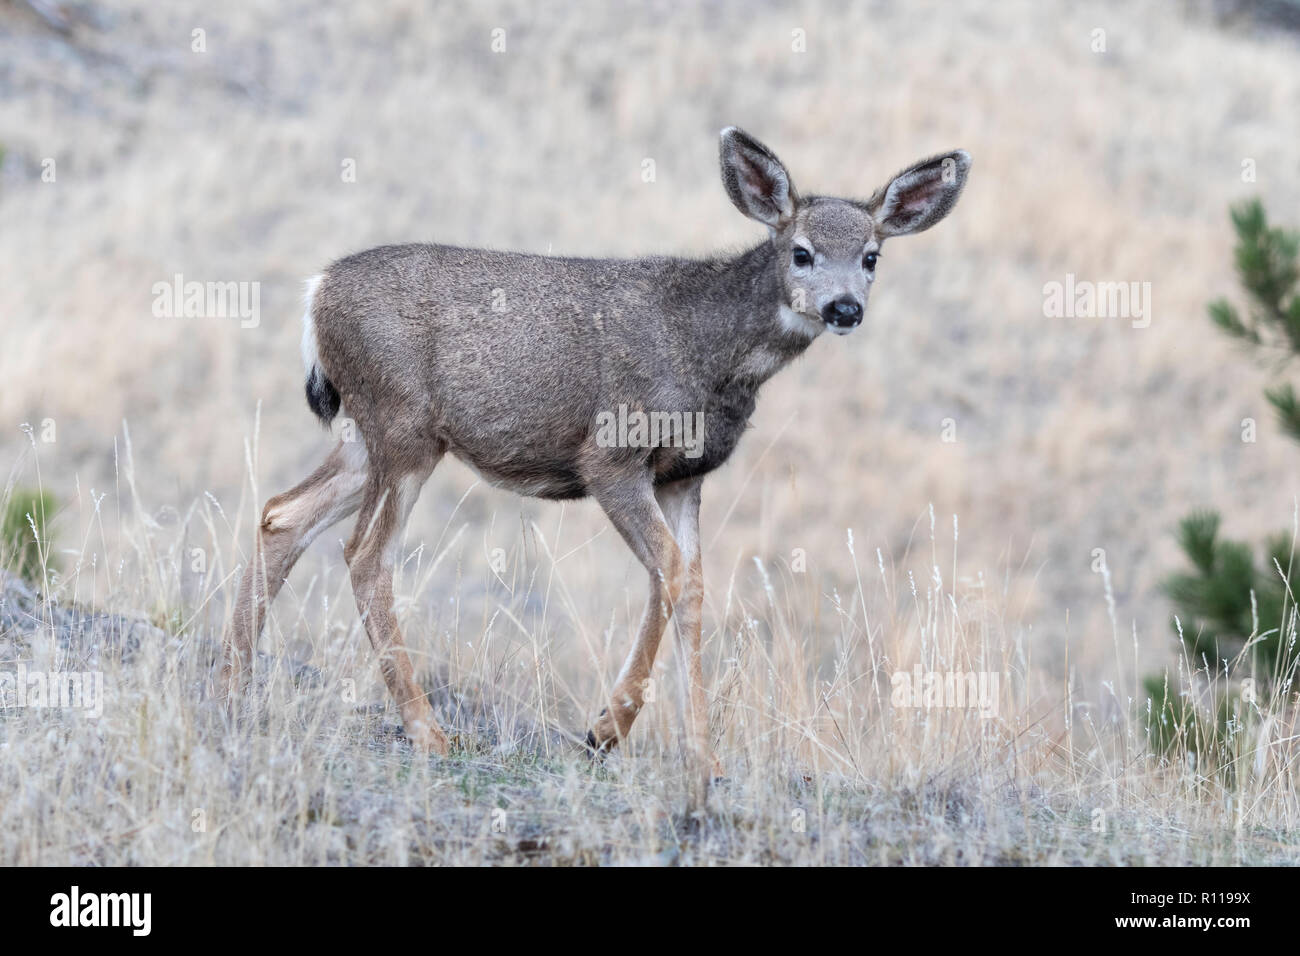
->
[821,296,862,329]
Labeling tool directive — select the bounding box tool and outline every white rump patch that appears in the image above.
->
[300,274,324,377]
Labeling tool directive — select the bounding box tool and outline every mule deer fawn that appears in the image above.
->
[222,128,970,785]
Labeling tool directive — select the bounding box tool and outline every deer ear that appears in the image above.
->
[868,150,971,238]
[719,127,798,228]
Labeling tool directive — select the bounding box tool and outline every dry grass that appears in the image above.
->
[3,427,1297,865]
[2,0,1300,864]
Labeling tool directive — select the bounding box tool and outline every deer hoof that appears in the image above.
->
[584,709,619,760]
[583,728,616,760]
[404,720,450,757]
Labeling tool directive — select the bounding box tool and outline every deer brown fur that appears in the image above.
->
[222,128,971,793]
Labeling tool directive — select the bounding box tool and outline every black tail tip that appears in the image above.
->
[305,368,340,425]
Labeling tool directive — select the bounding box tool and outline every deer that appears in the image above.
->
[221,127,970,791]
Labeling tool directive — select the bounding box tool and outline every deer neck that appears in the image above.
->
[698,241,823,391]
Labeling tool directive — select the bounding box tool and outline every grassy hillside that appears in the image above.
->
[2,0,1299,864]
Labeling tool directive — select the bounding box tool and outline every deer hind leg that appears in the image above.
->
[587,473,685,754]
[345,454,448,755]
[222,439,368,699]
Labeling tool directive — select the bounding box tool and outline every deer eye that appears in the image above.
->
[863,252,878,271]
[791,247,814,268]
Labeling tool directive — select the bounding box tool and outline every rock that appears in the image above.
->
[0,568,322,687]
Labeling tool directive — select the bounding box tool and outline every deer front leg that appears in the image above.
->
[587,473,684,753]
[655,478,721,793]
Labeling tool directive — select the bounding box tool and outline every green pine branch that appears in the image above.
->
[1154,200,1300,762]
[1219,199,1300,356]
[1163,509,1299,681]
[1265,382,1300,442]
